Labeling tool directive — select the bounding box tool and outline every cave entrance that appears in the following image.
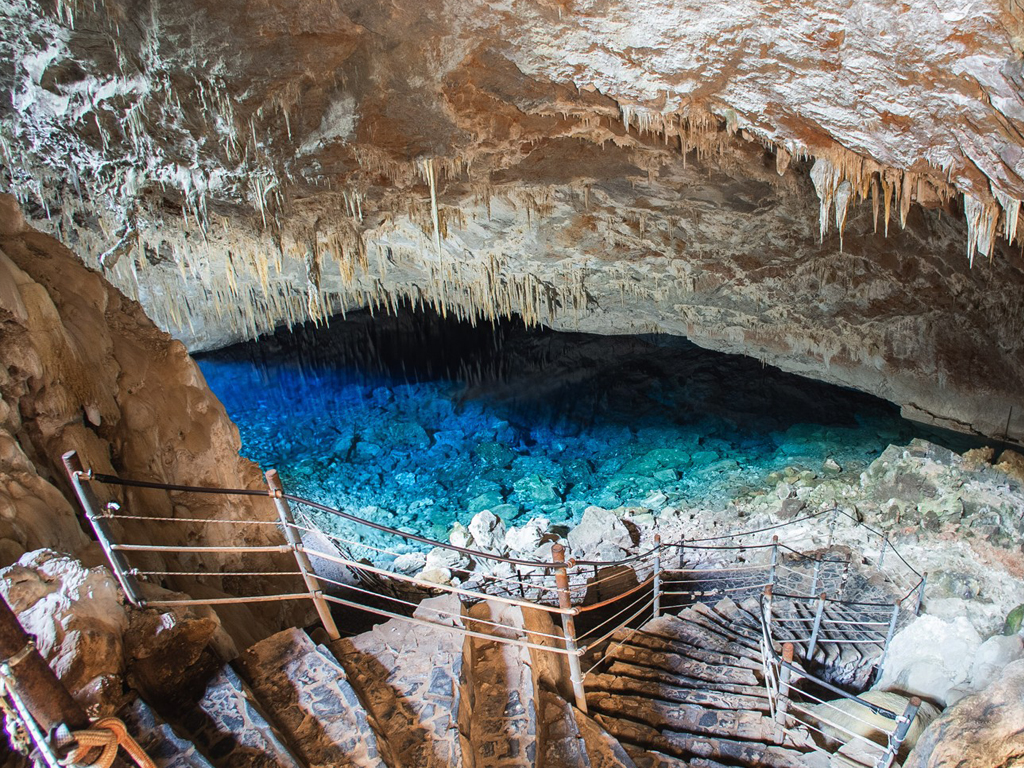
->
[196,305,978,544]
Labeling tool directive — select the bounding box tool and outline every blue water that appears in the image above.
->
[197,309,977,540]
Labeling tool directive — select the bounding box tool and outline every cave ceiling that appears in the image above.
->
[1,0,1024,442]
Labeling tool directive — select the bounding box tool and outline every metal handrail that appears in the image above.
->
[759,590,921,768]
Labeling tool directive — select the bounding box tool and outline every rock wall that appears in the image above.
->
[0,194,306,646]
[2,0,1024,442]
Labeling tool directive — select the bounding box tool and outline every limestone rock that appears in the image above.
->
[568,506,635,561]
[0,550,229,715]
[505,518,551,555]
[905,659,1024,768]
[468,510,507,553]
[874,615,982,706]
[995,449,1024,485]
[0,208,302,644]
[0,550,128,714]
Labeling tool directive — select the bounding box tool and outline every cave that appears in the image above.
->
[1,1,1024,767]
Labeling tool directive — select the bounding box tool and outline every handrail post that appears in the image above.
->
[878,697,920,768]
[874,602,901,684]
[810,560,820,596]
[827,507,838,548]
[61,450,144,606]
[914,574,926,615]
[807,592,826,662]
[763,584,774,641]
[878,535,888,570]
[774,642,795,744]
[266,470,340,642]
[768,535,779,587]
[552,544,587,714]
[652,535,662,620]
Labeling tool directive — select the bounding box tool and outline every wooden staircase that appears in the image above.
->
[114,579,899,768]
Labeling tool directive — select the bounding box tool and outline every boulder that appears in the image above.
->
[905,659,1024,768]
[0,550,228,714]
[567,506,635,561]
[468,510,507,553]
[967,634,1024,693]
[995,449,1024,485]
[874,615,982,706]
[504,518,551,555]
[1,550,128,714]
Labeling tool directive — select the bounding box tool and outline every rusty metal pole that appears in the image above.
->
[552,544,587,714]
[61,451,144,606]
[265,470,340,642]
[0,594,89,740]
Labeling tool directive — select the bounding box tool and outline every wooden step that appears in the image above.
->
[586,691,773,742]
[617,623,760,669]
[585,673,770,713]
[602,661,769,699]
[605,643,760,687]
[594,713,814,768]
[238,628,389,768]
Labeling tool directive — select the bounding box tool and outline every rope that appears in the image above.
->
[59,717,155,768]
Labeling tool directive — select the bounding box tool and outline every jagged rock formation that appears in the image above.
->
[0,194,305,645]
[1,1,1024,442]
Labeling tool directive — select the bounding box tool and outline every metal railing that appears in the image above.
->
[760,590,922,768]
[60,450,923,724]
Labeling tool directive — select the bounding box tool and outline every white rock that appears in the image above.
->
[416,567,452,586]
[875,615,982,706]
[504,517,550,554]
[468,510,507,553]
[968,634,1024,694]
[392,552,427,574]
[567,507,633,560]
[449,522,472,549]
[641,491,669,509]
[425,546,469,571]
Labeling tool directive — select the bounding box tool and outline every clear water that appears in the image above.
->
[197,308,979,540]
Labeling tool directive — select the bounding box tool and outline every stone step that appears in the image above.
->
[622,744,688,768]
[685,602,762,649]
[668,608,763,659]
[594,713,814,768]
[537,689,591,767]
[624,744,733,768]
[175,665,302,768]
[575,708,639,768]
[119,696,216,768]
[585,673,770,713]
[238,628,389,768]
[616,622,760,669]
[604,643,760,687]
[602,660,768,698]
[333,595,464,768]
[458,601,539,768]
[586,691,774,742]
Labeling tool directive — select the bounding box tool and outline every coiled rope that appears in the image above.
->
[57,718,155,768]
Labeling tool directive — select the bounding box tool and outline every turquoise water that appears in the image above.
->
[197,308,976,539]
